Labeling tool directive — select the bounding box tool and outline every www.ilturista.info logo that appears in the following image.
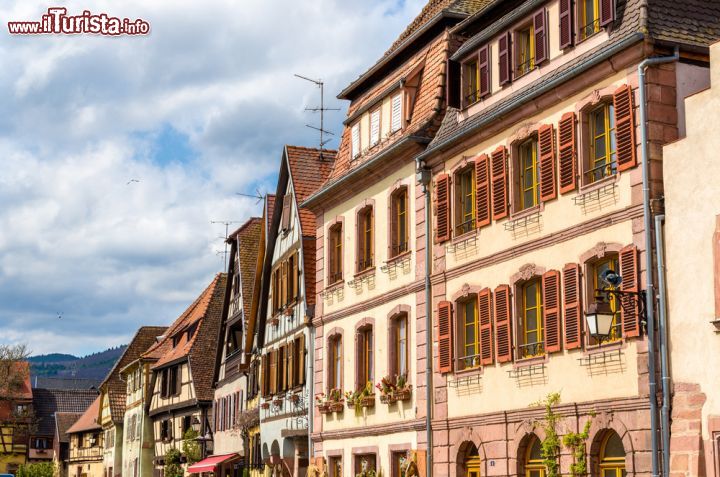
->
[8,8,150,35]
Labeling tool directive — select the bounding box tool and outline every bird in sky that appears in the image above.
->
[57,312,63,319]
[126,179,140,185]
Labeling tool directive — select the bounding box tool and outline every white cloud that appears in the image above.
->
[0,0,427,355]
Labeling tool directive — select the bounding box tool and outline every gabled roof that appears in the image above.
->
[235,219,263,319]
[55,412,83,443]
[32,388,98,436]
[144,274,227,402]
[100,326,167,424]
[285,146,336,235]
[66,396,101,434]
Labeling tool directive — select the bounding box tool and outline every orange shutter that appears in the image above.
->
[478,288,494,365]
[494,285,513,363]
[613,85,637,172]
[538,124,557,201]
[600,0,615,26]
[435,174,451,243]
[533,9,547,64]
[475,154,491,228]
[559,0,573,49]
[437,301,454,374]
[281,194,291,230]
[619,244,641,338]
[542,270,562,353]
[491,146,509,220]
[498,31,512,86]
[558,112,578,193]
[562,263,583,349]
[298,334,306,385]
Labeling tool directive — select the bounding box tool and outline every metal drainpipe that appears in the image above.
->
[638,47,678,477]
[655,214,671,475]
[416,157,433,477]
[308,323,314,461]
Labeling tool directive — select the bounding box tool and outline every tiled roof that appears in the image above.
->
[32,388,99,436]
[235,218,262,318]
[285,146,336,235]
[55,412,83,443]
[100,326,167,424]
[265,195,276,233]
[66,396,101,434]
[32,377,98,390]
[647,0,720,48]
[145,274,227,402]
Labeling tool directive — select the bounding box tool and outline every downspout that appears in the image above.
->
[637,47,678,477]
[308,324,314,460]
[655,214,671,476]
[416,157,433,477]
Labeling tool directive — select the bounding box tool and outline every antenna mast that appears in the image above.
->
[211,220,242,268]
[294,74,340,157]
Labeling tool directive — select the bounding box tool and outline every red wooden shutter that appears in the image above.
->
[559,0,574,49]
[435,174,451,243]
[558,112,578,193]
[542,270,562,353]
[600,0,615,27]
[619,244,641,338]
[533,9,548,64]
[613,85,637,172]
[437,301,454,374]
[446,59,461,109]
[498,31,512,86]
[491,146,509,220]
[562,263,583,349]
[298,334,306,385]
[281,194,291,230]
[478,45,490,98]
[494,285,513,363]
[538,124,557,201]
[478,288,494,365]
[475,154,491,228]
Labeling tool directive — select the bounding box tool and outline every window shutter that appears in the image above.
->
[619,244,641,338]
[391,195,399,254]
[292,253,299,300]
[558,112,578,193]
[494,285,513,363]
[298,334,306,385]
[478,45,491,98]
[538,124,557,201]
[600,0,615,27]
[391,93,403,132]
[351,124,360,159]
[262,354,269,396]
[354,331,363,390]
[613,85,637,172]
[542,270,562,353]
[478,288,494,365]
[281,194,291,230]
[491,146,509,220]
[474,154,491,228]
[533,9,548,64]
[370,110,380,145]
[288,341,295,388]
[559,0,574,49]
[437,301,454,374]
[435,174,451,243]
[498,31,512,86]
[562,263,583,349]
[446,59,461,109]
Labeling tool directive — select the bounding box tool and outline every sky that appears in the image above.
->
[0,0,428,356]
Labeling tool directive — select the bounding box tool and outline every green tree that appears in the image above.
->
[16,462,55,477]
[182,428,202,465]
[164,448,184,477]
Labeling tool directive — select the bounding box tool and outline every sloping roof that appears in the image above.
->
[647,0,720,48]
[32,377,98,390]
[32,388,98,436]
[236,218,263,319]
[285,146,336,234]
[55,412,83,443]
[144,274,227,402]
[66,396,101,434]
[100,326,167,424]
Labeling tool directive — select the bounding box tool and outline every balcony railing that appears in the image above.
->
[518,341,545,359]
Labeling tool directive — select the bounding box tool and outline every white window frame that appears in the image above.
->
[351,123,361,159]
[391,93,403,132]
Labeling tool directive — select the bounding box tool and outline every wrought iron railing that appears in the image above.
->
[518,341,544,359]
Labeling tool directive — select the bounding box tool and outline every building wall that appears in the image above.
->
[213,377,246,456]
[122,362,155,477]
[663,41,720,477]
[68,433,104,477]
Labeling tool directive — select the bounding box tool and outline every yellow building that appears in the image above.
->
[67,398,104,477]
[0,362,32,475]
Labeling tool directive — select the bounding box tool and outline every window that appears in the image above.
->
[459,298,480,369]
[600,432,626,477]
[352,124,361,159]
[525,436,545,477]
[357,326,373,390]
[390,314,409,380]
[516,24,535,77]
[370,109,380,146]
[328,223,343,284]
[391,452,407,477]
[588,103,617,183]
[391,93,403,132]
[355,455,377,476]
[357,207,374,271]
[329,457,343,477]
[32,438,49,449]
[455,166,476,236]
[160,420,172,441]
[463,59,480,105]
[181,416,192,435]
[580,0,601,39]
[518,138,540,210]
[520,279,544,358]
[160,366,180,398]
[390,188,409,257]
[592,256,621,342]
[328,335,343,391]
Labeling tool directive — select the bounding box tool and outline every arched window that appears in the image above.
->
[460,442,481,477]
[357,206,374,272]
[587,102,617,184]
[458,296,480,370]
[525,435,545,477]
[356,325,374,390]
[389,313,408,380]
[519,278,544,358]
[328,334,343,392]
[328,223,343,284]
[390,188,409,258]
[454,165,476,236]
[599,432,626,477]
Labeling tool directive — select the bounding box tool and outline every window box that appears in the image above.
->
[328,401,344,413]
[317,403,331,414]
[260,402,270,410]
[270,317,280,327]
[272,398,283,407]
[360,394,376,408]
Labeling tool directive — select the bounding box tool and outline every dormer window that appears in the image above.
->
[463,59,479,105]
[351,123,361,159]
[580,0,601,40]
[515,23,535,77]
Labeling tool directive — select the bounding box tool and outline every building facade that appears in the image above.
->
[0,362,32,475]
[67,397,104,477]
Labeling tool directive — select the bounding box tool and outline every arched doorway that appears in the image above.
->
[524,435,545,477]
[599,431,626,477]
[458,442,481,477]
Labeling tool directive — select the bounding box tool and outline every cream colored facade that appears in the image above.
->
[120,361,155,477]
[663,40,720,477]
[99,390,123,477]
[68,432,104,477]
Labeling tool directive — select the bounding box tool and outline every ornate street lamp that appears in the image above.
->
[585,299,616,344]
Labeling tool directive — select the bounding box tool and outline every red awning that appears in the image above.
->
[187,454,240,474]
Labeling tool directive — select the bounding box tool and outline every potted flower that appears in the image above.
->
[315,392,329,413]
[394,374,413,402]
[377,375,397,404]
[327,388,344,413]
[270,316,280,327]
[261,401,271,410]
[346,382,375,414]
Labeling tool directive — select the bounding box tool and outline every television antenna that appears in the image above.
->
[211,220,242,268]
[236,189,264,205]
[294,74,340,157]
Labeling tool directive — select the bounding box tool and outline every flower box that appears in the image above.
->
[261,402,270,410]
[273,398,283,407]
[329,401,344,413]
[270,317,280,327]
[396,386,412,401]
[317,403,331,414]
[360,395,376,407]
[379,394,397,404]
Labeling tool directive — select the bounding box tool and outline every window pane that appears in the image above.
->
[525,283,538,307]
[594,109,606,136]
